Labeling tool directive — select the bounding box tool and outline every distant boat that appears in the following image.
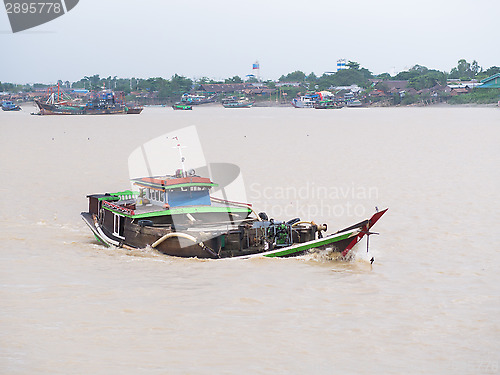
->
[313,100,343,109]
[346,99,363,107]
[1,101,21,111]
[126,106,144,114]
[172,103,192,110]
[34,87,140,115]
[221,97,254,108]
[291,94,319,108]
[180,93,217,105]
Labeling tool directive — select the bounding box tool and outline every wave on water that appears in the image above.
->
[300,247,355,262]
[299,246,379,266]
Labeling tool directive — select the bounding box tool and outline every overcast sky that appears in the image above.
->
[1,0,499,84]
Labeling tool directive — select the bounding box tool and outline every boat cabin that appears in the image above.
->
[132,170,218,208]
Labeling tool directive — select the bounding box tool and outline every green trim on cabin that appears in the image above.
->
[103,204,251,219]
[263,232,354,257]
[97,191,139,201]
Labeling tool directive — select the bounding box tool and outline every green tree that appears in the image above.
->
[170,74,193,96]
[246,76,259,83]
[407,70,447,90]
[316,67,372,89]
[306,72,318,83]
[470,60,481,76]
[394,65,428,80]
[225,76,243,83]
[375,73,392,80]
[449,59,475,80]
[265,80,276,89]
[347,60,360,70]
[483,66,500,76]
[80,74,102,90]
[278,70,306,82]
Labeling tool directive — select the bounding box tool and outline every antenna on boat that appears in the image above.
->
[171,136,187,176]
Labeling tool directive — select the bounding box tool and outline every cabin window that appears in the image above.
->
[113,213,125,239]
[167,188,211,207]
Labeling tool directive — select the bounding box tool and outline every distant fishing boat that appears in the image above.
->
[291,94,319,108]
[221,97,254,108]
[313,99,343,109]
[34,85,140,115]
[180,93,217,105]
[172,102,193,110]
[1,101,21,111]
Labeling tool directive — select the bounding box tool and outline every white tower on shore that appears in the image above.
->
[337,59,347,71]
[252,61,260,82]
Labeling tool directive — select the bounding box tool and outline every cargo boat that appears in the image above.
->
[81,139,387,260]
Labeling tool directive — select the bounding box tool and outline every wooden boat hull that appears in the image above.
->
[81,206,387,260]
[35,99,127,115]
[126,107,143,114]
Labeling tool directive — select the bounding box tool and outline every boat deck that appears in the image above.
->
[105,197,252,219]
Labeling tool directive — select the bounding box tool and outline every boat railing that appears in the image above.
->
[112,190,139,201]
[103,200,135,216]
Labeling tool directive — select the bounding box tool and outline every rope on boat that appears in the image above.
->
[210,196,262,221]
[151,232,199,248]
[151,232,220,258]
[291,220,314,227]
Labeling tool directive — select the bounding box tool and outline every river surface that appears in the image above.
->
[1,105,499,374]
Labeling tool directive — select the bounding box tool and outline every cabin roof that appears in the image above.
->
[132,175,217,191]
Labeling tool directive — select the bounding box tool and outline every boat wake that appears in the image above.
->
[300,247,356,263]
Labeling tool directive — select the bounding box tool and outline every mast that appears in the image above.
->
[172,136,186,176]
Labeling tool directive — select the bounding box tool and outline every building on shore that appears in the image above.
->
[337,59,347,71]
[479,73,500,88]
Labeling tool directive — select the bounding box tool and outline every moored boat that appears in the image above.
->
[180,93,217,105]
[126,106,144,114]
[172,102,193,110]
[1,101,21,111]
[34,87,140,115]
[346,99,363,107]
[291,94,319,108]
[313,99,343,109]
[221,97,254,108]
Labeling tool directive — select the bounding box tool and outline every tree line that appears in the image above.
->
[1,59,499,99]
